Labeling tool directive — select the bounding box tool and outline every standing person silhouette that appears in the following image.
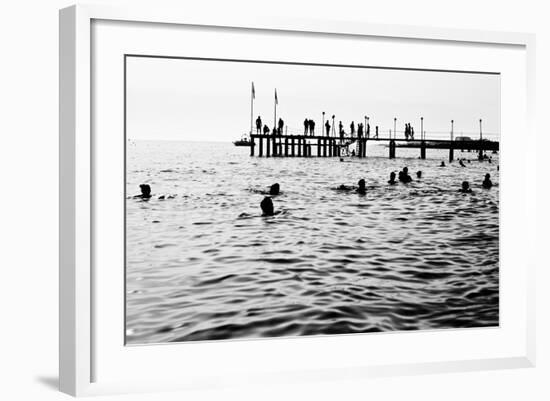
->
[303,118,309,135]
[375,126,379,138]
[350,121,355,138]
[325,120,331,136]
[366,123,370,139]
[339,121,344,140]
[278,118,284,136]
[256,116,262,134]
[357,123,363,139]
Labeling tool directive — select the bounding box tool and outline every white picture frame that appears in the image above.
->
[59,4,536,397]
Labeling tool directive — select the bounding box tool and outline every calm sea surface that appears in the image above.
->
[126,140,499,344]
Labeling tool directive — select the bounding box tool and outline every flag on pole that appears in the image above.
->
[275,89,278,105]
[251,82,255,99]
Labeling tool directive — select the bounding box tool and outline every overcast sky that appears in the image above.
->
[126,56,500,142]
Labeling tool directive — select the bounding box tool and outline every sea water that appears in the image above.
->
[125,140,499,344]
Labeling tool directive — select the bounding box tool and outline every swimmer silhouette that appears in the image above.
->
[357,179,366,195]
[482,173,493,189]
[388,172,397,185]
[459,159,466,167]
[399,167,412,183]
[134,184,152,199]
[260,196,274,216]
[440,161,446,167]
[416,171,422,179]
[336,184,353,191]
[269,183,280,195]
[459,181,473,193]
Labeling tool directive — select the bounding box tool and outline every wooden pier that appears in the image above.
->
[249,134,499,162]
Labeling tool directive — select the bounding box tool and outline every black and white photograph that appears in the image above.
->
[124,55,500,345]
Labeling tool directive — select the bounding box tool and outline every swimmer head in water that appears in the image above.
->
[139,184,151,199]
[482,173,493,189]
[460,181,472,193]
[269,183,280,195]
[260,196,274,216]
[357,178,366,194]
[388,171,397,184]
[416,171,422,179]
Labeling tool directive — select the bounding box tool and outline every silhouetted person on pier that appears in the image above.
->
[339,121,344,139]
[304,118,309,135]
[357,123,363,139]
[416,171,422,179]
[404,123,409,140]
[482,174,493,189]
[269,183,280,195]
[459,181,472,193]
[440,161,446,167]
[350,121,355,137]
[309,119,315,135]
[366,123,370,139]
[256,116,262,134]
[399,167,413,183]
[375,126,379,138]
[325,120,331,136]
[410,126,415,140]
[357,179,367,195]
[278,118,284,136]
[272,126,277,136]
[260,196,275,216]
[135,184,152,200]
[388,172,397,185]
[263,124,270,135]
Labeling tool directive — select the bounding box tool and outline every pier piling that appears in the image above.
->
[248,133,497,160]
[389,140,396,159]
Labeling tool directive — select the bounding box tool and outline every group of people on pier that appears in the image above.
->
[303,118,316,135]
[255,115,382,140]
[256,116,286,136]
[404,123,415,140]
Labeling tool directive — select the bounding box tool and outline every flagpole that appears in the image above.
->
[274,89,277,132]
[250,82,254,136]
